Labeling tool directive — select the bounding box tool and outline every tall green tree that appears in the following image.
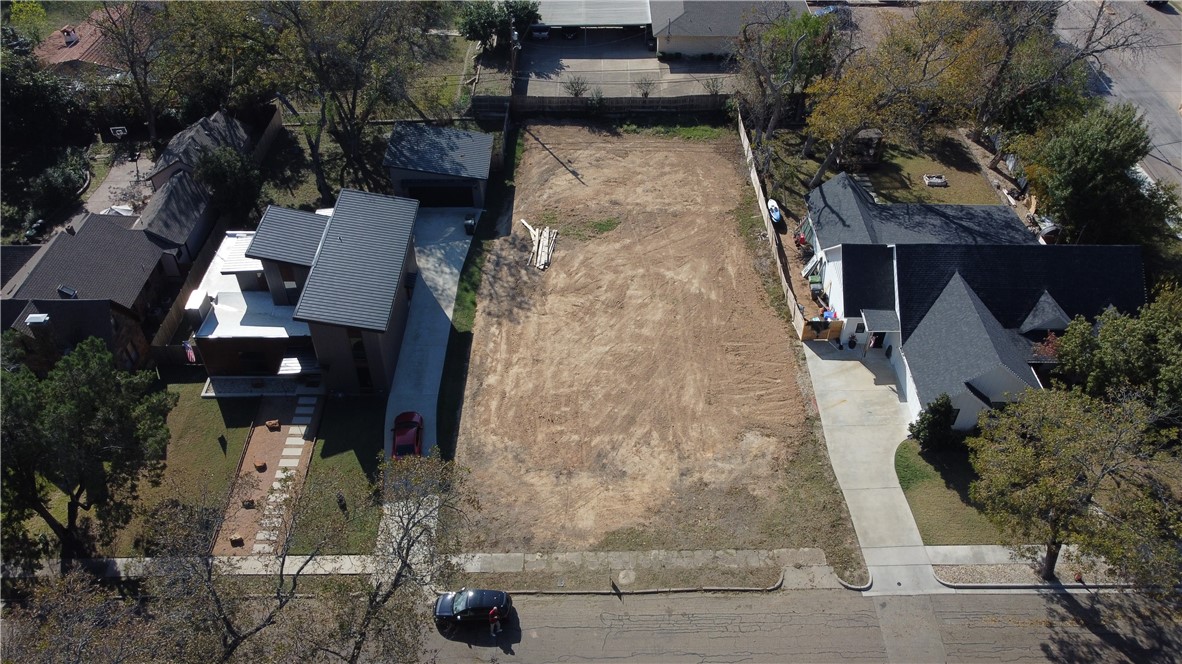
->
[0,338,177,568]
[1054,284,1182,417]
[968,388,1180,586]
[196,146,264,220]
[457,0,539,51]
[1014,103,1172,243]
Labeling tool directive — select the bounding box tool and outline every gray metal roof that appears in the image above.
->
[148,111,250,178]
[538,0,650,26]
[807,173,1035,249]
[650,1,804,38]
[10,214,164,310]
[247,206,330,267]
[383,123,494,181]
[136,171,211,247]
[293,189,419,332]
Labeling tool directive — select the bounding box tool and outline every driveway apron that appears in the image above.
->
[802,341,950,595]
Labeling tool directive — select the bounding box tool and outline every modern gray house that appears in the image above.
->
[383,123,494,208]
[800,174,1145,429]
[192,189,420,395]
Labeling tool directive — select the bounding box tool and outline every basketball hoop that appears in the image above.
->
[110,126,128,139]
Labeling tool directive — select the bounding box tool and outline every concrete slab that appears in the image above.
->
[456,553,525,573]
[297,396,318,405]
[865,564,952,596]
[863,545,931,567]
[278,458,300,467]
[281,447,303,457]
[252,543,274,555]
[926,545,1024,565]
[256,530,277,542]
[843,489,925,549]
[291,415,311,425]
[294,406,315,416]
[288,425,306,436]
[285,437,305,446]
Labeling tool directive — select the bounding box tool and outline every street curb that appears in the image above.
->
[503,570,786,596]
[933,573,1136,592]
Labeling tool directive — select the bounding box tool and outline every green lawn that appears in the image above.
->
[23,377,258,557]
[896,440,1003,545]
[868,133,1000,205]
[618,120,729,141]
[292,397,386,554]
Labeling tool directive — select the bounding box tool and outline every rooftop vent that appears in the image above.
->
[57,284,78,299]
[25,313,50,326]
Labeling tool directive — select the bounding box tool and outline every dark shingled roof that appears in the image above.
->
[10,214,163,310]
[903,274,1041,404]
[293,189,419,332]
[807,173,1035,248]
[148,111,250,178]
[840,244,896,315]
[247,206,330,267]
[136,171,210,247]
[862,308,900,332]
[650,1,803,38]
[8,299,116,348]
[383,123,493,181]
[894,244,1145,343]
[2,245,44,290]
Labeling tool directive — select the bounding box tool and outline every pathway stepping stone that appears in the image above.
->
[276,468,295,479]
[256,530,277,541]
[282,447,303,457]
[295,406,314,416]
[286,437,304,446]
[292,416,311,425]
[252,543,274,554]
[289,425,306,435]
[279,458,300,467]
[297,396,318,405]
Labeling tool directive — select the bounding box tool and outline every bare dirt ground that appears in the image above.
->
[457,124,814,554]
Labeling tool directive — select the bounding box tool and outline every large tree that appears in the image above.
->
[968,388,1180,586]
[1053,284,1182,417]
[266,1,453,198]
[0,338,177,569]
[457,0,540,52]
[1014,103,1177,244]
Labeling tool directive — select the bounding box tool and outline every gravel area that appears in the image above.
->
[936,561,1121,586]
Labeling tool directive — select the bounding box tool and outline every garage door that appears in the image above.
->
[406,185,474,207]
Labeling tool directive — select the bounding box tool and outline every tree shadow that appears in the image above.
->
[918,442,981,507]
[1040,592,1182,663]
[435,608,523,653]
[928,134,979,173]
[258,129,309,193]
[315,396,386,481]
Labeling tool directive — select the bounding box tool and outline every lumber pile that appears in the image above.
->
[520,219,557,270]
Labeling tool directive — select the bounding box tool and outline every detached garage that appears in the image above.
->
[384,123,494,208]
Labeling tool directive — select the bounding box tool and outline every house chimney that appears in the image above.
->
[61,25,79,46]
[24,313,57,348]
[57,284,78,299]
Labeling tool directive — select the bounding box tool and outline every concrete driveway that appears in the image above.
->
[802,341,951,596]
[520,29,734,97]
[383,208,477,460]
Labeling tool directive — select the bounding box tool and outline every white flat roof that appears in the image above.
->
[192,231,310,340]
[538,0,650,26]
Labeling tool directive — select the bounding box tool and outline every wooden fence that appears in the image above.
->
[149,215,231,352]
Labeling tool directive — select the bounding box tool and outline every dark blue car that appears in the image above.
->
[434,588,513,628]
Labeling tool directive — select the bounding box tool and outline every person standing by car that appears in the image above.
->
[489,606,502,637]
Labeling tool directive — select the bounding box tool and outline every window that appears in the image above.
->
[854,323,866,334]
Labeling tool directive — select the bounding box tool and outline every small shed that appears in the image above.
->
[383,123,493,208]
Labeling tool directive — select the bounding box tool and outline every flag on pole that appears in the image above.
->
[183,340,196,364]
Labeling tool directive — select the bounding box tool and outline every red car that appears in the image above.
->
[392,411,424,458]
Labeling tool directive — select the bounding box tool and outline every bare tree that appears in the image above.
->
[633,76,656,98]
[562,75,590,98]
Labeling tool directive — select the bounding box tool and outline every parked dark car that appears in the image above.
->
[434,588,512,628]
[392,411,424,458]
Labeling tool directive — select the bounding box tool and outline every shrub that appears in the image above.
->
[633,76,655,99]
[562,75,590,98]
[30,150,87,214]
[909,393,959,453]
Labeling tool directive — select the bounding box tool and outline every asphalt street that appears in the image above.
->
[428,590,1182,663]
[1057,1,1182,191]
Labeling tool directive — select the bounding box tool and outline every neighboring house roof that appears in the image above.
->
[247,206,330,267]
[293,189,419,332]
[807,173,1034,249]
[861,308,900,332]
[903,273,1041,405]
[9,214,164,310]
[33,8,122,73]
[135,171,211,248]
[383,123,494,182]
[1,245,44,290]
[538,0,651,26]
[840,244,896,314]
[894,244,1145,343]
[147,111,251,179]
[650,1,800,38]
[9,299,116,348]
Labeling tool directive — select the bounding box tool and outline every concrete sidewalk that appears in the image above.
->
[383,208,478,459]
[801,341,951,596]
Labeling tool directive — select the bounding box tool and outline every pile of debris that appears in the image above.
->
[520,219,557,270]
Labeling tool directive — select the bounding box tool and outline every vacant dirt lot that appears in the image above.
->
[457,124,817,553]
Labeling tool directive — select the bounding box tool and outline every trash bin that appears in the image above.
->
[464,215,476,236]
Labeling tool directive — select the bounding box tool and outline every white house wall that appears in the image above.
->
[821,246,844,315]
[968,365,1034,406]
[950,391,986,430]
[656,35,727,56]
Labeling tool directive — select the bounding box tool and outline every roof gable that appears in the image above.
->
[9,299,116,347]
[247,206,330,267]
[10,214,163,310]
[149,111,250,178]
[383,123,494,181]
[293,189,419,331]
[136,171,211,246]
[1020,290,1072,333]
[903,273,1040,404]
